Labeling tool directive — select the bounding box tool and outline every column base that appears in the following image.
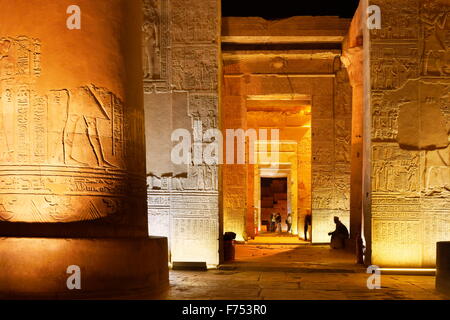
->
[436,241,450,296]
[0,237,168,299]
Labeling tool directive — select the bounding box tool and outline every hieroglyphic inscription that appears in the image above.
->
[223,164,247,240]
[310,68,352,243]
[372,143,421,194]
[171,46,218,91]
[0,36,142,223]
[170,0,218,43]
[369,0,450,266]
[146,0,220,265]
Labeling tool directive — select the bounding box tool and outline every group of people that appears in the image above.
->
[267,213,349,250]
[269,213,293,233]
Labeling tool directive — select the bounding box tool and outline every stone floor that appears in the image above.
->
[154,244,449,300]
[246,232,308,244]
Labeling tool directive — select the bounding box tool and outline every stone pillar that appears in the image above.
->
[145,0,220,267]
[436,242,450,295]
[368,0,450,267]
[341,45,364,261]
[0,0,168,297]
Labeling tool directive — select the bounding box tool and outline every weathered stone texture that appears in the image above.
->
[145,0,220,266]
[0,0,168,296]
[369,0,450,267]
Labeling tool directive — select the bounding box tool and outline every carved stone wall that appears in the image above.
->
[145,0,220,266]
[312,70,352,243]
[222,76,248,241]
[369,0,450,267]
[297,126,312,239]
[221,65,352,243]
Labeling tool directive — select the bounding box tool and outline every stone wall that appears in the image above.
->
[222,43,352,243]
[222,76,248,240]
[369,0,450,267]
[311,69,353,243]
[145,0,220,266]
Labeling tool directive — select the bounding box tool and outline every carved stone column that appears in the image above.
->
[0,0,168,297]
[341,45,364,262]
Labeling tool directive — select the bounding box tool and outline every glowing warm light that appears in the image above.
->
[379,268,436,271]
[247,94,311,101]
[378,268,436,274]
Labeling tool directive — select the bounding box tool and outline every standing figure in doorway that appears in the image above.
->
[276,213,282,233]
[304,213,312,241]
[286,213,292,233]
[270,213,276,232]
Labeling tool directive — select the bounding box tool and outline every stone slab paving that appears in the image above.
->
[155,244,449,300]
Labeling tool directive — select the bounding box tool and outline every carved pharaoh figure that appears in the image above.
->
[63,85,115,168]
[420,0,449,75]
[142,0,160,79]
[425,146,450,194]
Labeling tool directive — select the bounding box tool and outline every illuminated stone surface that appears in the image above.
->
[368,0,450,267]
[222,17,352,244]
[144,0,450,269]
[158,244,448,300]
[145,0,220,266]
[0,0,168,296]
[341,4,365,258]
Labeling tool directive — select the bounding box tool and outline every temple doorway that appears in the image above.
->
[221,16,352,247]
[260,177,288,233]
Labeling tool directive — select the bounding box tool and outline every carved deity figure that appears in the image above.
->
[205,165,217,190]
[191,111,203,142]
[142,0,160,79]
[0,88,14,159]
[63,85,115,168]
[0,197,16,221]
[172,176,184,191]
[0,38,13,78]
[406,158,419,192]
[191,165,205,190]
[420,1,449,75]
[425,147,450,194]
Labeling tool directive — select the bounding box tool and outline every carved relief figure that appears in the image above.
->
[0,88,14,160]
[143,0,160,80]
[335,120,351,163]
[420,0,450,75]
[0,35,135,223]
[63,85,115,168]
[424,147,450,194]
[372,145,420,193]
[0,197,17,221]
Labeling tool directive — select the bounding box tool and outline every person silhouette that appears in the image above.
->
[328,216,349,249]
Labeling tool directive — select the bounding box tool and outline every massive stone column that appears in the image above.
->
[341,1,365,262]
[0,0,168,297]
[341,46,364,253]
